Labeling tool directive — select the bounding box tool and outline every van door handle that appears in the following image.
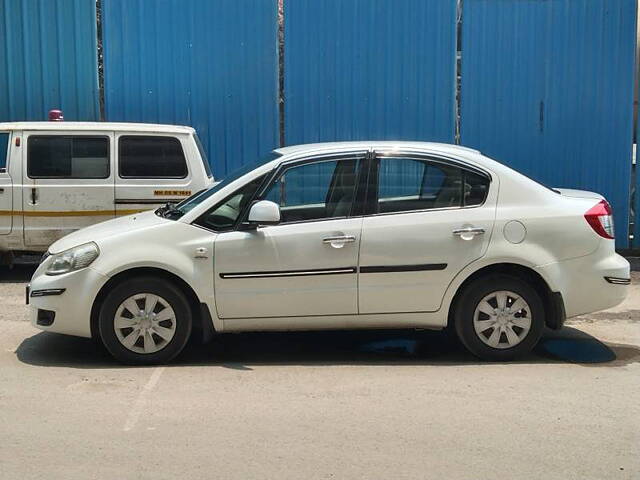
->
[30,187,38,205]
[452,227,485,239]
[323,235,356,248]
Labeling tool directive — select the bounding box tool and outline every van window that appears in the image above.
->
[0,133,9,171]
[27,136,109,179]
[119,136,188,178]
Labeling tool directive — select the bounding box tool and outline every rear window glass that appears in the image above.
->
[27,136,109,178]
[464,170,490,206]
[0,132,9,170]
[119,136,187,178]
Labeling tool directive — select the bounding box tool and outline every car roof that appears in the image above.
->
[274,141,480,158]
[0,121,195,134]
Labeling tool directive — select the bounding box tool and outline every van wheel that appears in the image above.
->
[98,277,192,365]
[453,274,544,361]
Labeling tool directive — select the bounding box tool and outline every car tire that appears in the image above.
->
[98,276,192,365]
[453,274,544,361]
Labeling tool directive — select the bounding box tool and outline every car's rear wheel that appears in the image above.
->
[98,277,192,365]
[453,274,544,361]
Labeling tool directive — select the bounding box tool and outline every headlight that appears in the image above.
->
[45,242,100,276]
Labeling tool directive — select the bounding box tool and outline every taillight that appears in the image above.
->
[584,200,614,239]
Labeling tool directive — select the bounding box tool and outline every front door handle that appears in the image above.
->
[323,235,356,248]
[452,227,485,240]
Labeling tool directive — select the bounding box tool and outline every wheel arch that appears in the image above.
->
[90,266,215,343]
[447,262,566,330]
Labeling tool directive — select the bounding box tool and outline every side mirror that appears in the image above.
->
[247,200,280,226]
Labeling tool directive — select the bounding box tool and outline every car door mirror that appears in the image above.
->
[247,200,281,226]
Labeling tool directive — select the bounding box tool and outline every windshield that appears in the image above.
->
[157,151,281,220]
[194,134,213,179]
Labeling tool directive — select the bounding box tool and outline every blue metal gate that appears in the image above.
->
[461,0,638,247]
[101,0,279,176]
[284,0,457,145]
[0,0,99,121]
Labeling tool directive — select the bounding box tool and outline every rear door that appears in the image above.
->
[115,134,194,215]
[22,131,115,248]
[358,152,496,313]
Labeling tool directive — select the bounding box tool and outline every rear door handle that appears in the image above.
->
[323,235,356,248]
[30,187,38,205]
[452,227,485,239]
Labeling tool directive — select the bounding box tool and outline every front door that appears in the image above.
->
[22,132,115,249]
[358,153,496,313]
[214,154,366,319]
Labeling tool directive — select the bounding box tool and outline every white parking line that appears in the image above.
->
[123,366,165,432]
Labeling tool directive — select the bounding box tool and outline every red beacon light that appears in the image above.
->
[48,109,64,121]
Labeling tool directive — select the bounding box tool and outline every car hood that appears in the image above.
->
[554,188,604,200]
[48,210,170,253]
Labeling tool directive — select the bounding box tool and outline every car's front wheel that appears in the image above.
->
[98,276,192,365]
[453,274,544,361]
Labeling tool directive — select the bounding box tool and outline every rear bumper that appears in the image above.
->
[538,247,629,319]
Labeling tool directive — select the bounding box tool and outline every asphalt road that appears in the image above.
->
[0,264,638,480]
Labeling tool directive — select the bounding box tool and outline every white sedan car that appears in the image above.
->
[27,142,629,364]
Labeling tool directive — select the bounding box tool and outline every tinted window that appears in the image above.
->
[0,133,8,170]
[377,157,463,213]
[119,136,187,178]
[262,159,359,223]
[464,170,490,206]
[28,136,109,178]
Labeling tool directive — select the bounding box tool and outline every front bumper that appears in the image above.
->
[28,266,109,338]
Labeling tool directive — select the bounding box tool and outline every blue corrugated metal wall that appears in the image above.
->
[102,0,279,176]
[0,0,99,121]
[284,0,457,145]
[2,0,639,245]
[461,0,638,247]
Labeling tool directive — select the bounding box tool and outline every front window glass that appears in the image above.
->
[27,136,109,178]
[0,132,9,170]
[262,158,358,223]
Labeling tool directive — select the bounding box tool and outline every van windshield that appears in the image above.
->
[194,134,213,179]
[157,151,281,220]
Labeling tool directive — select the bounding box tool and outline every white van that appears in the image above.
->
[0,122,214,260]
